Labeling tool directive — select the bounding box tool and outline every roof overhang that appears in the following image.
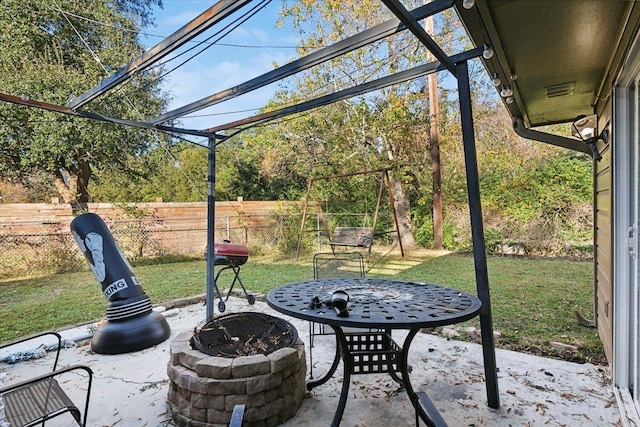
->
[456,0,640,128]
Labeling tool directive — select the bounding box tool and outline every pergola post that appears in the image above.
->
[205,135,217,320]
[456,60,500,408]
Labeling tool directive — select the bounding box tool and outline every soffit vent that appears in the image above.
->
[545,82,575,98]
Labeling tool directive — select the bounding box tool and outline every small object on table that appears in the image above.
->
[330,290,350,317]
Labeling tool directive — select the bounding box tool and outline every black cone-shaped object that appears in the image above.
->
[71,213,170,354]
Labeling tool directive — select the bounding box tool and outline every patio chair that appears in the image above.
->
[0,331,93,427]
[309,252,371,378]
[313,252,366,281]
[415,391,448,426]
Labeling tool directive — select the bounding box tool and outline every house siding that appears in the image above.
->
[595,100,614,363]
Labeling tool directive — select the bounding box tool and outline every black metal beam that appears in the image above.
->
[456,60,500,409]
[150,0,455,124]
[67,0,252,109]
[206,135,217,320]
[381,0,455,74]
[205,46,482,133]
[0,92,214,138]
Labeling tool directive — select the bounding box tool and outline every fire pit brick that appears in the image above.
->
[191,393,225,410]
[206,408,232,425]
[168,329,306,427]
[269,347,298,372]
[225,392,266,410]
[231,354,270,377]
[207,378,247,396]
[244,397,283,422]
[246,372,282,394]
[196,356,232,379]
[180,348,210,370]
[170,339,191,365]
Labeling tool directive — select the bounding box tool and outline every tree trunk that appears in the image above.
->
[52,171,76,203]
[390,172,416,247]
[76,159,92,203]
[52,159,92,206]
[426,11,443,249]
[428,73,443,249]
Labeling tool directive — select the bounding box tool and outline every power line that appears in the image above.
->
[44,2,311,50]
[181,107,262,119]
[149,0,273,78]
[99,0,277,109]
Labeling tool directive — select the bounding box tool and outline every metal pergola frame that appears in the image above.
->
[0,0,499,410]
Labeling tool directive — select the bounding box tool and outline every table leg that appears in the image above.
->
[329,325,351,427]
[400,329,419,397]
[389,363,405,387]
[305,325,352,426]
[306,335,341,390]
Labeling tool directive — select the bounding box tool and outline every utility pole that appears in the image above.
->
[426,8,443,249]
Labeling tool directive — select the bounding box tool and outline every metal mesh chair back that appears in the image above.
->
[313,252,365,280]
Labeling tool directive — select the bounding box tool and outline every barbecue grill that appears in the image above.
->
[191,312,298,357]
[208,241,254,312]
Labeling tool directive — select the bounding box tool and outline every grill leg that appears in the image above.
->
[213,266,231,312]
[223,266,254,304]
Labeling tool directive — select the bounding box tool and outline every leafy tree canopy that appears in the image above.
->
[0,0,169,204]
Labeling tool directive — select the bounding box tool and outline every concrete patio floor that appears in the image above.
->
[0,296,620,426]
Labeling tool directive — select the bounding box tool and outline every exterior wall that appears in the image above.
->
[594,98,614,364]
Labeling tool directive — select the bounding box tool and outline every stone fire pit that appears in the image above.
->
[167,322,306,427]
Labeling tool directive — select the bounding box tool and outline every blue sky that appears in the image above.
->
[140,1,300,133]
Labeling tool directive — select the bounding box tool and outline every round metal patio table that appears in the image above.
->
[266,277,482,426]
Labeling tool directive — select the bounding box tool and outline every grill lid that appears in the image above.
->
[191,312,298,357]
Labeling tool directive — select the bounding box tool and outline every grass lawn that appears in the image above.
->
[0,249,603,364]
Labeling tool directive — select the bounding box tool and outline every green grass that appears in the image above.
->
[0,251,603,364]
[390,253,603,364]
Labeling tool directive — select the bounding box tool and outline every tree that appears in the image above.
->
[0,0,168,205]
[268,0,453,246]
[89,137,308,203]
[0,173,58,203]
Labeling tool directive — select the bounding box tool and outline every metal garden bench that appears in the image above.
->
[328,226,374,248]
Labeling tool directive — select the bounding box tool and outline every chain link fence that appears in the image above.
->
[0,213,376,280]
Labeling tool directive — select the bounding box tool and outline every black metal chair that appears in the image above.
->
[415,392,448,426]
[0,332,93,427]
[312,252,366,281]
[309,252,367,378]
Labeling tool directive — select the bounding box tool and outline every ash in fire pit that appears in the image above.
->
[191,312,298,357]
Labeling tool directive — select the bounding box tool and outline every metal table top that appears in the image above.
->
[266,277,481,330]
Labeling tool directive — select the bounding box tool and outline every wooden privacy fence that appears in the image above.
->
[0,201,309,223]
[0,201,318,279]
